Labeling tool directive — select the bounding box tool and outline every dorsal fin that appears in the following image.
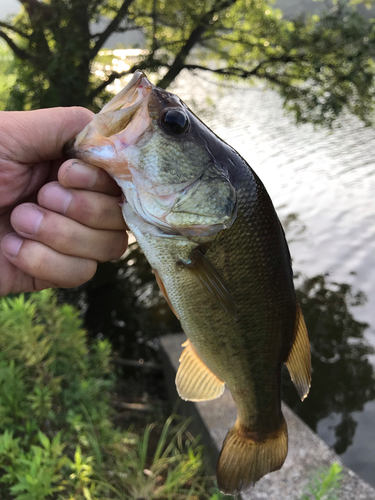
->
[176,339,225,402]
[153,269,179,318]
[285,302,311,401]
[182,248,237,321]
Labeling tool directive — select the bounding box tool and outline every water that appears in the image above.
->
[168,70,375,487]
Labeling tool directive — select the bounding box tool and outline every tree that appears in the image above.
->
[0,42,16,110]
[0,0,374,125]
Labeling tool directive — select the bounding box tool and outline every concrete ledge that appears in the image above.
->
[160,333,375,500]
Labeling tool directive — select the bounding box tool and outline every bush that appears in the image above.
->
[0,291,225,499]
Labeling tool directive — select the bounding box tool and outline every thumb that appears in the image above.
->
[1,107,94,164]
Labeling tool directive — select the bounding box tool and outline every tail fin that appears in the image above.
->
[217,417,288,494]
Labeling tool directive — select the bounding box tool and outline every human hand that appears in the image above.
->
[0,108,128,296]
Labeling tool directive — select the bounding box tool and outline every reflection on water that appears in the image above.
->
[283,274,375,456]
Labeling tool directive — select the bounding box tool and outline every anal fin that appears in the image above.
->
[285,302,311,401]
[176,339,225,401]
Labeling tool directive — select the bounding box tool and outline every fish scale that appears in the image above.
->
[67,70,311,494]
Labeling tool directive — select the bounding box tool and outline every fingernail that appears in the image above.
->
[42,184,72,214]
[13,205,44,235]
[2,234,23,257]
[69,162,98,188]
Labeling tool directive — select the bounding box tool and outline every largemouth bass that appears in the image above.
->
[67,71,311,494]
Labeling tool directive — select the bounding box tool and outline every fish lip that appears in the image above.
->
[99,70,153,115]
[64,71,153,161]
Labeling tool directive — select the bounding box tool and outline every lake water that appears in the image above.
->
[167,70,375,487]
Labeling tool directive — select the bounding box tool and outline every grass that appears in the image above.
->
[301,462,343,500]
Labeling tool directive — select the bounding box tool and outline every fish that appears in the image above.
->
[66,70,311,494]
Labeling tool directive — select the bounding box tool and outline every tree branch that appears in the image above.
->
[90,0,137,58]
[202,33,272,51]
[151,0,158,53]
[183,63,261,78]
[183,53,309,79]
[0,30,32,60]
[18,0,52,57]
[183,64,303,94]
[156,0,240,89]
[0,22,30,38]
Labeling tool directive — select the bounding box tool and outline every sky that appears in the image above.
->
[0,0,327,22]
[1,0,19,20]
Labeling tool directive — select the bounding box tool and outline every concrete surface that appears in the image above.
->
[160,333,375,500]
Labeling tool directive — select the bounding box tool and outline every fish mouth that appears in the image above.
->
[65,70,153,179]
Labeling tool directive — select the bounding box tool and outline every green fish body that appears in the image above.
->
[67,71,311,494]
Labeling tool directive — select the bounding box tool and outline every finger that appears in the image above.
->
[10,203,128,262]
[34,279,60,291]
[1,233,97,288]
[1,107,94,163]
[58,159,121,196]
[38,181,127,230]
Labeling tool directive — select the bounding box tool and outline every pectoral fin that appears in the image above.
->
[153,269,179,318]
[176,339,225,401]
[183,248,237,320]
[285,303,311,401]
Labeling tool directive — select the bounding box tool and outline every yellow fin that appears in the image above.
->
[153,269,179,319]
[176,339,225,401]
[184,248,237,320]
[285,302,311,401]
[217,416,288,494]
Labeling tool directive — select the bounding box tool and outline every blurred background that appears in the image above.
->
[1,0,375,490]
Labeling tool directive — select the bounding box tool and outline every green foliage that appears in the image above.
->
[0,291,222,499]
[280,4,375,126]
[0,41,16,110]
[0,0,374,125]
[0,290,114,498]
[301,462,343,500]
[104,416,216,499]
[208,0,375,126]
[0,291,113,436]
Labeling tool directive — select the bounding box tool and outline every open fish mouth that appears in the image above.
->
[66,70,238,239]
[65,71,153,179]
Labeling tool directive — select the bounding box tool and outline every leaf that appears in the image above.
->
[83,486,92,500]
[38,432,50,451]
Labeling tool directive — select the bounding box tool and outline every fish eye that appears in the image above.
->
[161,109,189,135]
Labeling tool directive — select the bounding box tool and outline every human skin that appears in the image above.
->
[0,107,128,296]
